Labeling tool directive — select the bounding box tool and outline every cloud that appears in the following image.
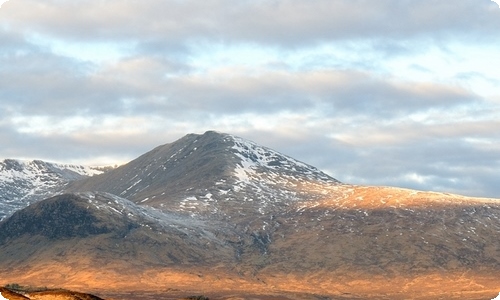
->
[2,52,479,121]
[2,0,499,48]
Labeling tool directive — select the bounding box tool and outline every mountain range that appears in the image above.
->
[1,131,500,300]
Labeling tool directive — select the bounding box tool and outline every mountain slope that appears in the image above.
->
[0,192,235,269]
[2,186,500,299]
[0,159,106,221]
[263,186,500,273]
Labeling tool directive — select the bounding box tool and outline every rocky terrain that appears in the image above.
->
[1,131,500,299]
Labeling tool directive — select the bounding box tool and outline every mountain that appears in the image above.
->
[1,131,500,299]
[65,131,340,219]
[0,159,107,221]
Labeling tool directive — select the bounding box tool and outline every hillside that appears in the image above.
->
[1,131,500,299]
[0,192,236,268]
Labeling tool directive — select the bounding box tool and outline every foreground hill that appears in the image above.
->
[0,286,104,300]
[0,192,235,269]
[1,131,500,299]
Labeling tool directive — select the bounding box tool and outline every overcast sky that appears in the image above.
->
[1,0,499,198]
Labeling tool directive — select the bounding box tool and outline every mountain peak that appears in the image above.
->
[66,132,340,217]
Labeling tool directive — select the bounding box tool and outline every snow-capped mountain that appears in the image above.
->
[66,131,341,218]
[0,159,106,220]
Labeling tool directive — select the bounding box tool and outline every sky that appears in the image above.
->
[0,0,499,198]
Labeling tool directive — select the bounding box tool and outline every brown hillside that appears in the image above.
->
[0,288,104,300]
[25,290,104,300]
[2,185,500,299]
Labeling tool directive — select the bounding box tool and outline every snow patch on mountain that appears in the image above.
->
[0,159,106,221]
[157,134,343,217]
[231,135,338,184]
[77,191,219,240]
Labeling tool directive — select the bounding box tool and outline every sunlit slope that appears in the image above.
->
[264,185,500,273]
[2,185,500,299]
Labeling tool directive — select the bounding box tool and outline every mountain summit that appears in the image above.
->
[66,131,340,218]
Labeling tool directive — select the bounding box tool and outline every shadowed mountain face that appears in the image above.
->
[0,192,236,269]
[0,194,113,240]
[1,131,500,299]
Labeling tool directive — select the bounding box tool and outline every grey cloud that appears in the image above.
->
[0,28,30,52]
[2,0,499,48]
[130,70,480,119]
[1,49,481,120]
[314,74,478,117]
[324,137,500,198]
[0,22,485,125]
[0,47,139,116]
[0,120,181,165]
